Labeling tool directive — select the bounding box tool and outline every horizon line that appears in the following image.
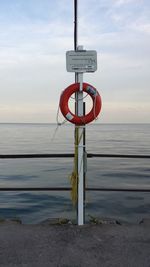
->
[0,122,150,125]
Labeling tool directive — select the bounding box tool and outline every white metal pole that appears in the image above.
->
[77,47,84,225]
[74,0,85,225]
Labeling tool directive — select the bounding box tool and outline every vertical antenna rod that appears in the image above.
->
[74,0,78,51]
[74,0,78,83]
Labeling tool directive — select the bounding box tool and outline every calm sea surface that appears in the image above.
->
[0,123,150,223]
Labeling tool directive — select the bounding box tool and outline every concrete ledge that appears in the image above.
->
[0,218,150,267]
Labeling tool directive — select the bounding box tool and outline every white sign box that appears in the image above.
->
[66,50,97,73]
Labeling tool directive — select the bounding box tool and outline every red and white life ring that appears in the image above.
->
[59,82,102,125]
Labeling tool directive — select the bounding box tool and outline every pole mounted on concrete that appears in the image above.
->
[65,0,97,225]
[61,1,99,225]
[74,0,85,225]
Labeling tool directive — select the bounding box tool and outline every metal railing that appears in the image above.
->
[0,153,150,192]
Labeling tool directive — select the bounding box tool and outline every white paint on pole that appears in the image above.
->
[73,1,85,225]
[76,45,84,225]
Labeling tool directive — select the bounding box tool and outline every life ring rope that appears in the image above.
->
[59,82,102,125]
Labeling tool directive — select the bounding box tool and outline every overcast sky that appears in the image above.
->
[0,0,150,123]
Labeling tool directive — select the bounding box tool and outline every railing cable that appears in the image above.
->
[0,153,150,159]
[0,187,150,192]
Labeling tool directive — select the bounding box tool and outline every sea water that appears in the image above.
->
[0,123,150,223]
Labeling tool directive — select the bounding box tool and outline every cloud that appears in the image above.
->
[0,103,57,123]
[131,21,150,34]
[0,0,150,123]
[113,0,142,6]
[101,102,150,123]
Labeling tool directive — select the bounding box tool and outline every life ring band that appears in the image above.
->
[59,82,102,125]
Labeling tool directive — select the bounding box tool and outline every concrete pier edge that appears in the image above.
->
[0,217,150,267]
